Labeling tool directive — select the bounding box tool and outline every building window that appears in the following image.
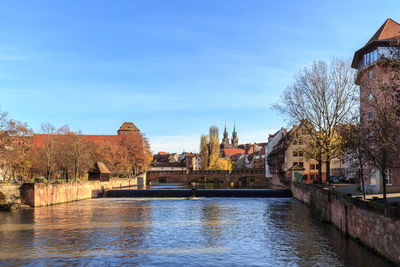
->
[299,162,304,168]
[298,139,303,145]
[299,151,304,157]
[293,151,298,157]
[368,70,373,79]
[368,111,373,120]
[369,131,374,137]
[310,174,315,180]
[385,169,392,185]
[369,92,373,100]
[370,169,376,186]
[293,140,298,145]
[310,164,316,170]
[302,129,307,134]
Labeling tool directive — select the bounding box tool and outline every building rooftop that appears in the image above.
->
[118,122,139,132]
[89,161,111,174]
[352,18,400,68]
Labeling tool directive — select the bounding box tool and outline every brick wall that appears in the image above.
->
[292,182,400,264]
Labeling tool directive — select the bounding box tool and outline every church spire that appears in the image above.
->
[231,122,238,147]
[222,120,230,145]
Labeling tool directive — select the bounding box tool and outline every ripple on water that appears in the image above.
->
[0,198,393,266]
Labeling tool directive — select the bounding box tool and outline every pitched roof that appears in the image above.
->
[352,18,400,68]
[366,18,400,45]
[89,162,111,174]
[118,122,139,132]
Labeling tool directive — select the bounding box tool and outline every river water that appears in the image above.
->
[0,197,393,266]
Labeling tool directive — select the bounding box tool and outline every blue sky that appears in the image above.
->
[0,1,399,153]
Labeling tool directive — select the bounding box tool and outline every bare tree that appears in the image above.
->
[55,125,72,182]
[339,123,366,198]
[69,130,91,181]
[40,123,57,181]
[274,58,358,184]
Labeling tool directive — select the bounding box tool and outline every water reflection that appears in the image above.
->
[0,198,393,266]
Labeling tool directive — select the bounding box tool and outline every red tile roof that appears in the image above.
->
[366,18,400,45]
[32,134,122,148]
[223,148,245,158]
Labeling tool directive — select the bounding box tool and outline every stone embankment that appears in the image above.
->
[292,182,400,265]
[0,183,24,211]
[0,175,146,210]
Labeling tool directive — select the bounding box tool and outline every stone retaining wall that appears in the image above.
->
[22,176,145,207]
[292,182,400,264]
[0,184,22,210]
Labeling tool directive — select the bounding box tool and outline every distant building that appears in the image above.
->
[178,152,199,170]
[88,162,111,182]
[221,148,245,159]
[220,123,240,153]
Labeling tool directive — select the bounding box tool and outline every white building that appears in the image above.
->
[265,128,286,179]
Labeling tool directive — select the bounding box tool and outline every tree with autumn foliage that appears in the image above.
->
[0,112,34,181]
[199,126,221,170]
[210,158,233,171]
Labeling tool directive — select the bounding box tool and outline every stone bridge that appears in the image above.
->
[146,168,268,187]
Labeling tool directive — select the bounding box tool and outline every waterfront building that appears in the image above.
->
[351,18,400,193]
[265,128,287,179]
[267,121,328,185]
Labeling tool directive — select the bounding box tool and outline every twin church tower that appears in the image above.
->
[221,123,239,148]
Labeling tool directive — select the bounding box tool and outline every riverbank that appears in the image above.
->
[291,181,400,265]
[0,183,25,211]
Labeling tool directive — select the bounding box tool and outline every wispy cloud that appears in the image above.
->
[0,53,66,62]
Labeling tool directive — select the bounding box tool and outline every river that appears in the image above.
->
[0,197,393,266]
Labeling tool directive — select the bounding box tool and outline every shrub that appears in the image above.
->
[34,177,47,183]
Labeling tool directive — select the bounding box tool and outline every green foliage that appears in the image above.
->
[34,177,47,183]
